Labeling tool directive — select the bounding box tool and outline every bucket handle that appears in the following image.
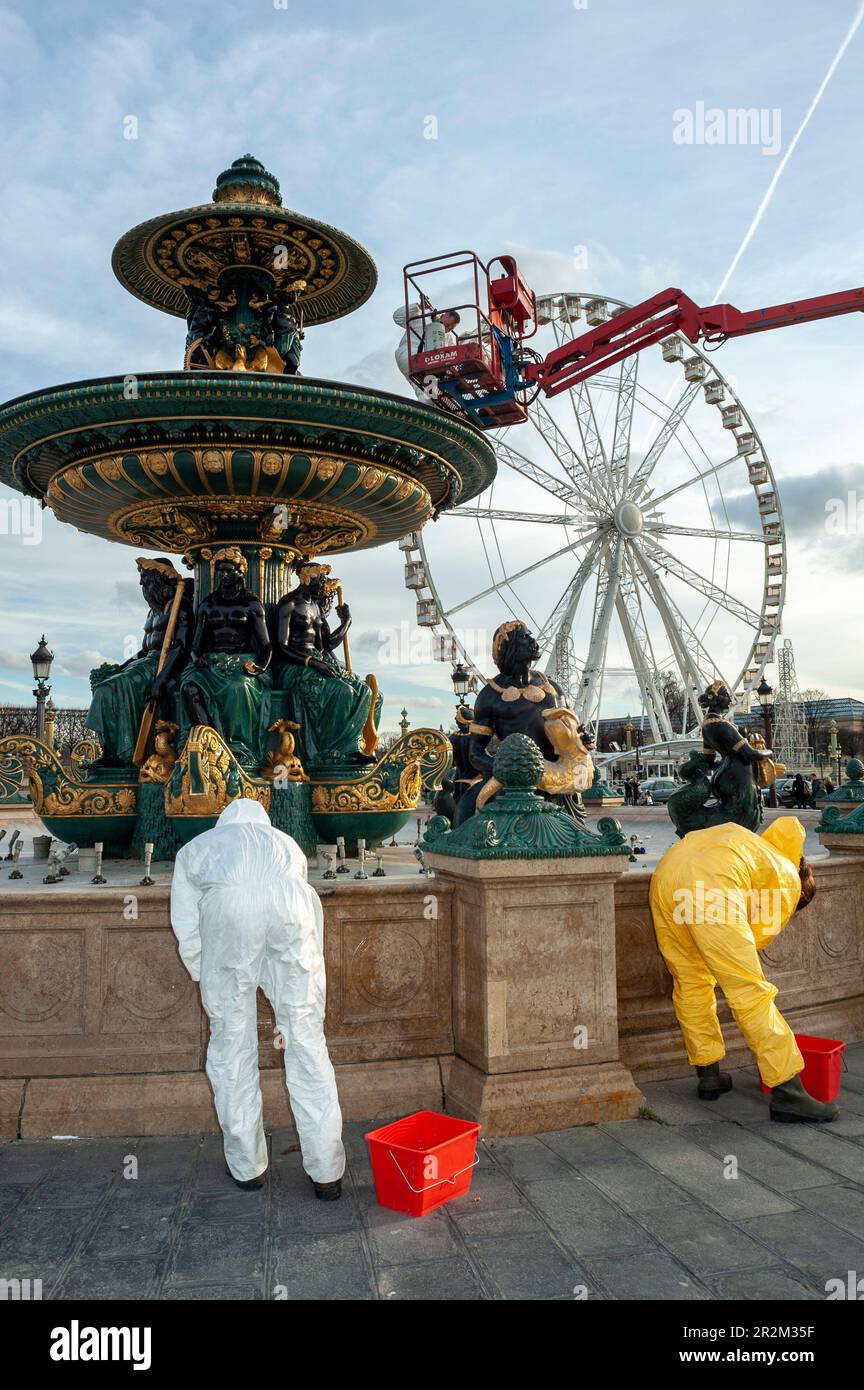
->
[388,1148,480,1194]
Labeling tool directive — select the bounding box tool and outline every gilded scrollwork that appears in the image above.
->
[310,728,450,815]
[164,724,270,818]
[70,737,103,773]
[0,737,137,817]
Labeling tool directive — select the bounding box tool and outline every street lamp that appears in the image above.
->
[30,635,54,742]
[756,675,777,809]
[828,719,841,786]
[451,661,470,704]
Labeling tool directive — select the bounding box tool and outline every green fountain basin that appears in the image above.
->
[0,372,496,560]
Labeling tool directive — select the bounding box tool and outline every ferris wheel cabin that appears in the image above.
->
[402,251,538,428]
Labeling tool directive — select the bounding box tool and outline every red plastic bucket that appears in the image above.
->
[365,1110,481,1218]
[758,1032,846,1100]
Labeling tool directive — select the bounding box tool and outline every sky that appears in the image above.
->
[0,0,862,732]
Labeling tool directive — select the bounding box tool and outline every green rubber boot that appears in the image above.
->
[770,1074,839,1124]
[696,1062,733,1101]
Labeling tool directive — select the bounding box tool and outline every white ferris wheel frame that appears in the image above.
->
[402,290,787,742]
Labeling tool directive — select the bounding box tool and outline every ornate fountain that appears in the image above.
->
[0,156,496,854]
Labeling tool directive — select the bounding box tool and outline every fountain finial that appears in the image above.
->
[212,154,282,207]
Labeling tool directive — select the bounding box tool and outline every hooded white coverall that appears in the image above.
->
[394,301,456,401]
[170,799,345,1184]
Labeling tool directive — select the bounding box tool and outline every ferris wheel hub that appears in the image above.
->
[613,499,644,537]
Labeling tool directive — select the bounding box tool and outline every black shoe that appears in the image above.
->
[769,1074,839,1124]
[696,1062,734,1101]
[227,1166,267,1190]
[309,1175,342,1201]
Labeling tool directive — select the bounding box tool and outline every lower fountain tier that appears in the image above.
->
[0,726,451,858]
[0,373,496,556]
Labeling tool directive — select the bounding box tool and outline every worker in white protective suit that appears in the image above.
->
[394,300,460,401]
[170,799,345,1198]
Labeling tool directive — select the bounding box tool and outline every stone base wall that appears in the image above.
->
[616,856,864,1082]
[2,855,863,1137]
[0,880,453,1137]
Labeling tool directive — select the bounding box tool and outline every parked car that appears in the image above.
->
[637,777,679,804]
[764,775,813,808]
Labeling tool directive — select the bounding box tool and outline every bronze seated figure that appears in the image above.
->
[457,619,593,826]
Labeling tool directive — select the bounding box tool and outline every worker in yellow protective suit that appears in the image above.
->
[649,816,838,1123]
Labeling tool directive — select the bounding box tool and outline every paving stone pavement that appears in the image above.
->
[2,1046,862,1301]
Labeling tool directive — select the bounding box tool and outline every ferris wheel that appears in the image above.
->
[401,290,786,742]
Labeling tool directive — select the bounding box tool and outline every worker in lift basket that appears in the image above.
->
[170,800,345,1198]
[649,816,839,1123]
[394,299,460,401]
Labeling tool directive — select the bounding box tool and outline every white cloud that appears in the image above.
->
[1,0,862,718]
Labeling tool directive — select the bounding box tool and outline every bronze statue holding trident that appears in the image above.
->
[273,562,380,767]
[86,558,193,769]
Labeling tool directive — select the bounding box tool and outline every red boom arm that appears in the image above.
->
[524,285,864,396]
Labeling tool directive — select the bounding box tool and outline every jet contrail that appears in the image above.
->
[713,0,864,301]
[637,0,864,446]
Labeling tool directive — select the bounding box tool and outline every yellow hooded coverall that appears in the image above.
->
[648,817,806,1088]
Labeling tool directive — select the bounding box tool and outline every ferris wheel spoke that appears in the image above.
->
[634,544,734,686]
[629,380,703,500]
[643,522,765,544]
[630,547,716,733]
[642,536,762,628]
[536,534,606,670]
[443,527,604,618]
[610,353,639,493]
[629,544,710,729]
[645,452,741,512]
[530,398,608,501]
[556,326,614,502]
[574,537,623,730]
[450,506,602,527]
[634,555,736,730]
[493,436,584,507]
[615,566,674,741]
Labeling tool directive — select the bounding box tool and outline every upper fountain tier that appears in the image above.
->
[111,153,377,326]
[0,158,496,561]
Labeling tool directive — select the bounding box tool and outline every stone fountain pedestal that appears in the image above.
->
[427,851,644,1135]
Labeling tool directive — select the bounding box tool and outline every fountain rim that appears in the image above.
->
[111,198,378,326]
[0,371,497,514]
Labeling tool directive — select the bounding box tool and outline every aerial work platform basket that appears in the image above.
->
[402,250,537,428]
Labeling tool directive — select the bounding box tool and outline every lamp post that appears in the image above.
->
[44,697,57,751]
[451,661,470,713]
[30,635,54,743]
[828,719,841,786]
[756,675,777,809]
[399,707,410,737]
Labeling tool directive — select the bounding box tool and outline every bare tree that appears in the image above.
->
[659,671,687,730]
[0,703,93,766]
[0,705,36,738]
[799,688,833,768]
